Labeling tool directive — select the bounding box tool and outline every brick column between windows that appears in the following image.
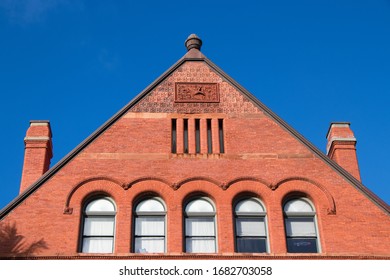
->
[200,118,208,154]
[217,201,235,252]
[117,203,132,253]
[188,118,195,154]
[168,198,183,253]
[176,118,184,154]
[268,200,287,254]
[212,118,220,154]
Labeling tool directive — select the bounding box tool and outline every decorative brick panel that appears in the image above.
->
[130,62,261,114]
[175,82,219,103]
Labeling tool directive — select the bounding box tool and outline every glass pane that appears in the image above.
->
[284,199,313,212]
[172,119,177,153]
[218,119,224,154]
[236,217,266,236]
[186,237,216,253]
[86,198,115,213]
[285,217,316,237]
[134,237,165,253]
[235,199,264,213]
[207,119,212,154]
[135,217,165,235]
[195,119,200,153]
[136,199,165,212]
[287,238,318,253]
[236,237,267,253]
[82,237,113,253]
[186,199,214,213]
[84,217,115,236]
[184,119,188,154]
[186,218,215,236]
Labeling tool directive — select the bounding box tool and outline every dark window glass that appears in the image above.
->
[207,119,212,154]
[183,119,188,153]
[171,119,177,153]
[286,238,318,253]
[218,119,224,153]
[236,237,267,253]
[195,119,201,153]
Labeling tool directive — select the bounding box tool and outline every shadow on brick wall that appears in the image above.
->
[0,222,47,258]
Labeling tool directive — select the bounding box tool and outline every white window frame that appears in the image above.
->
[283,197,320,253]
[133,197,166,253]
[234,197,269,253]
[184,197,217,253]
[81,196,116,253]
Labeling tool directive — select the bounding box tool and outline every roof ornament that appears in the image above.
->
[185,34,202,51]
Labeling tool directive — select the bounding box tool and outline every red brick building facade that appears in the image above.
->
[0,35,389,259]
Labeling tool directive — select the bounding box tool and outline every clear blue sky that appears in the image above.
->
[0,0,389,210]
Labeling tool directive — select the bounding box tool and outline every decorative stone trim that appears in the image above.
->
[63,207,73,215]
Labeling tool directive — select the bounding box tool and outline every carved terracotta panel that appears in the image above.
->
[175,82,219,103]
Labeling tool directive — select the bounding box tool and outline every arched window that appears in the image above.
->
[184,197,216,253]
[81,197,116,253]
[283,198,319,253]
[134,198,166,253]
[234,198,268,253]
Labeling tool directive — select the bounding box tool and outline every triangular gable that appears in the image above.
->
[1,39,388,219]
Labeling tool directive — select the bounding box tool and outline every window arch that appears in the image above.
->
[133,197,166,253]
[234,197,268,253]
[81,197,116,253]
[184,197,216,253]
[283,197,319,253]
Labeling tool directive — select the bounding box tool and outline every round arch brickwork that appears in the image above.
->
[273,177,336,215]
[64,176,126,215]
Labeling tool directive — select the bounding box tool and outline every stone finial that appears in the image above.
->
[185,34,202,51]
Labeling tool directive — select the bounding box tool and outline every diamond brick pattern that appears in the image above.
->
[130,62,261,114]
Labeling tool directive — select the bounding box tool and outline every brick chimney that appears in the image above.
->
[326,122,361,181]
[20,121,53,194]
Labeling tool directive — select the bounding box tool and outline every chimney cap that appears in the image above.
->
[326,122,351,140]
[29,120,51,126]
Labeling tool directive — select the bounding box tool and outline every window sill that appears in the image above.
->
[170,153,223,159]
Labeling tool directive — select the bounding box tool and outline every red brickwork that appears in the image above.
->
[327,123,361,181]
[19,121,53,194]
[131,62,261,114]
[0,50,389,259]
